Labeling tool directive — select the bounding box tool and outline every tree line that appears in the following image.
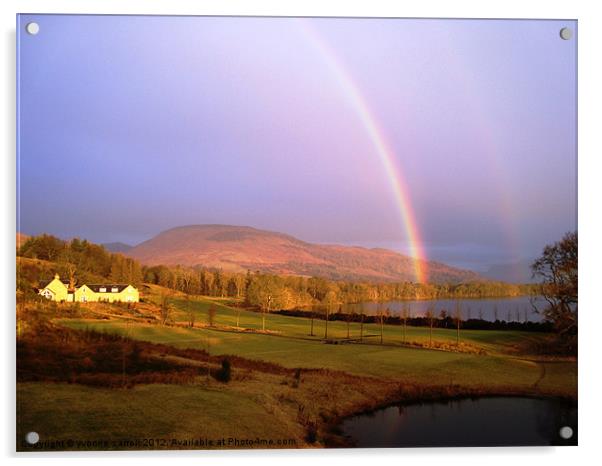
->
[17,232,577,353]
[274,308,553,332]
[142,264,537,310]
[18,234,143,290]
[18,234,537,309]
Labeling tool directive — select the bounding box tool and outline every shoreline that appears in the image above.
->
[16,379,578,451]
[323,386,578,448]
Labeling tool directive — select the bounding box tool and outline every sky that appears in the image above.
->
[17,15,577,273]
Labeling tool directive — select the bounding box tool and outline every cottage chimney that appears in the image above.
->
[54,273,60,280]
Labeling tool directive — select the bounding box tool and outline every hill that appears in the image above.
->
[102,242,133,253]
[127,225,482,283]
[483,259,537,284]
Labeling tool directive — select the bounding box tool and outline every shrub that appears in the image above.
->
[293,368,302,388]
[214,358,231,383]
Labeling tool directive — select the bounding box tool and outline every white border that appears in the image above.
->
[2,1,601,465]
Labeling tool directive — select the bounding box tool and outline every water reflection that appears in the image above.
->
[341,397,577,447]
[312,296,544,323]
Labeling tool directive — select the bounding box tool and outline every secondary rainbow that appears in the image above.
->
[298,20,428,283]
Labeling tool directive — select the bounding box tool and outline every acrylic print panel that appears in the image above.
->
[16,14,577,451]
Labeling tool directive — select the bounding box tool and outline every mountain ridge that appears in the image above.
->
[127,224,483,284]
[102,242,134,253]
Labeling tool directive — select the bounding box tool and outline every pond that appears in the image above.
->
[340,397,577,447]
[312,296,545,322]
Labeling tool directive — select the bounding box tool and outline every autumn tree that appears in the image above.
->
[531,232,577,353]
[359,304,365,342]
[426,306,435,347]
[57,246,79,291]
[184,295,195,328]
[322,289,338,339]
[159,294,172,325]
[246,275,273,331]
[454,301,462,346]
[343,305,351,339]
[402,303,410,344]
[18,234,63,261]
[207,304,216,327]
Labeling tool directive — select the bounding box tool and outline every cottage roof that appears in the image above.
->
[85,284,131,293]
[40,278,71,289]
[40,277,134,293]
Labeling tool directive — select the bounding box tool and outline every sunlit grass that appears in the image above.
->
[17,382,304,450]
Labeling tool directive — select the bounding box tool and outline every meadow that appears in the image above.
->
[55,287,576,395]
[17,286,577,450]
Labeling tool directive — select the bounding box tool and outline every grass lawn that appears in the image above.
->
[59,317,576,397]
[19,292,576,451]
[17,382,305,451]
[166,295,547,353]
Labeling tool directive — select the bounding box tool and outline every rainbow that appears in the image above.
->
[298,20,428,283]
[436,26,520,260]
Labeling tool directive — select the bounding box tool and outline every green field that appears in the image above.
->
[18,293,575,450]
[156,293,548,354]
[56,293,576,396]
[17,382,303,450]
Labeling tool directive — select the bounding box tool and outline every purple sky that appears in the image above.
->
[17,15,576,272]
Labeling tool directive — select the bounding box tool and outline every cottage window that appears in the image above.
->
[111,287,118,293]
[99,287,106,293]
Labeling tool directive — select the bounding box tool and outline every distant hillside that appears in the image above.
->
[127,225,483,284]
[102,242,134,253]
[483,259,537,284]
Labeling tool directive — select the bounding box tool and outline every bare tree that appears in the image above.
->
[439,309,448,327]
[184,294,195,328]
[159,294,172,325]
[187,310,196,328]
[66,262,77,292]
[262,294,272,332]
[345,306,351,340]
[531,232,577,353]
[359,312,364,342]
[322,290,337,339]
[207,304,216,327]
[454,301,462,346]
[180,269,194,294]
[375,307,382,344]
[426,305,434,347]
[402,303,410,344]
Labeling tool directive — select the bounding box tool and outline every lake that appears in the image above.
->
[340,397,577,447]
[312,296,544,322]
